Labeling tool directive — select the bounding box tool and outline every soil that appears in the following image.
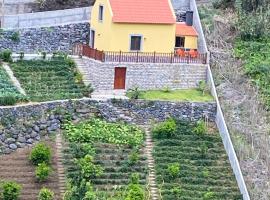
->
[0,139,61,200]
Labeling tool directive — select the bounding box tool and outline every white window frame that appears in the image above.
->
[129,34,143,52]
[98,4,104,22]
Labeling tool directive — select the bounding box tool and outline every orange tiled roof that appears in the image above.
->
[109,0,175,24]
[176,23,198,37]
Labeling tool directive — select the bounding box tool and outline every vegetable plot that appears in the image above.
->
[153,120,242,200]
[10,58,91,102]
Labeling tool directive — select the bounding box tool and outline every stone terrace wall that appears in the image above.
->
[0,99,216,154]
[0,22,90,53]
[82,58,207,91]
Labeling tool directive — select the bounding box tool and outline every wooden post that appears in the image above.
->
[101,50,104,62]
[153,51,156,63]
[187,54,190,64]
[94,48,97,60]
[136,51,139,63]
[119,50,122,63]
[170,52,173,63]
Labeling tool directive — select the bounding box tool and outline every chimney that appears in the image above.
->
[186,11,193,26]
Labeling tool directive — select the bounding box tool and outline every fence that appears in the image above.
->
[72,44,207,64]
[207,65,250,200]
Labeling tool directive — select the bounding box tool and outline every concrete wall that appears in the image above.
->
[0,22,90,53]
[82,57,207,91]
[3,7,91,29]
[171,0,190,10]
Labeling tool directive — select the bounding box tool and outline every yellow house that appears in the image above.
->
[90,0,198,53]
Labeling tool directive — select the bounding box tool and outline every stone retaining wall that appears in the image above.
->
[0,22,90,53]
[82,58,207,91]
[0,99,216,154]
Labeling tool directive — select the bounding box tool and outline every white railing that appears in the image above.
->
[2,6,92,29]
[207,65,250,200]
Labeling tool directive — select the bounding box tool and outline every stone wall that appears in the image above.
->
[0,22,90,53]
[0,99,216,154]
[82,58,207,91]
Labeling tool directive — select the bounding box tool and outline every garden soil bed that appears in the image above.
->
[0,139,61,200]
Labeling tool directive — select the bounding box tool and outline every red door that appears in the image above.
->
[114,67,126,89]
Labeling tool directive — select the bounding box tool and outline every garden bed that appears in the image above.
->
[10,58,90,102]
[152,120,242,200]
[127,89,214,102]
[62,118,148,199]
[0,65,25,105]
[0,139,60,200]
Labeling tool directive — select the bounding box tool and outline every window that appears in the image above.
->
[130,35,142,51]
[99,5,104,21]
[175,37,185,48]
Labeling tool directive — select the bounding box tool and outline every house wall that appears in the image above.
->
[90,0,176,53]
[184,36,198,49]
[81,57,207,91]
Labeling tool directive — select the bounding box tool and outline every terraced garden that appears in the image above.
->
[152,119,242,200]
[62,118,148,199]
[10,58,91,102]
[0,65,26,105]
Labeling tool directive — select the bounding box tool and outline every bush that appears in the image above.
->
[128,150,139,165]
[29,143,52,165]
[1,181,21,200]
[193,120,207,135]
[35,162,52,182]
[152,118,177,139]
[203,191,215,200]
[38,188,54,200]
[125,174,144,200]
[0,50,12,62]
[167,163,180,178]
[128,87,141,100]
[41,52,47,60]
[198,80,209,96]
[76,155,103,179]
[19,52,24,60]
[10,32,20,42]
[0,96,17,106]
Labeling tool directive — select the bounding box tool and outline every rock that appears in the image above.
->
[40,124,47,130]
[47,123,60,132]
[9,144,17,150]
[30,131,38,138]
[33,125,40,132]
[27,138,34,144]
[76,108,90,114]
[17,136,26,143]
[5,138,16,144]
[16,142,26,148]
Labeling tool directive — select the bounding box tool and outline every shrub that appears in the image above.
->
[125,174,144,200]
[29,143,52,165]
[76,155,103,179]
[0,49,12,62]
[38,188,54,200]
[203,191,215,200]
[10,32,20,42]
[198,80,209,96]
[170,186,182,198]
[0,96,17,106]
[19,52,24,60]
[193,120,207,135]
[163,86,171,93]
[128,150,139,165]
[167,163,180,178]
[35,162,51,182]
[83,182,96,200]
[152,118,177,139]
[1,181,21,200]
[41,52,47,60]
[128,87,141,100]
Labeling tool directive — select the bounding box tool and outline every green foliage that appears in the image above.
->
[162,86,171,93]
[19,52,24,60]
[203,191,216,200]
[193,120,207,135]
[38,188,54,200]
[167,163,180,178]
[83,182,97,200]
[152,118,177,139]
[35,162,52,182]
[0,96,17,106]
[125,174,145,200]
[0,50,12,62]
[128,87,142,100]
[170,187,182,198]
[10,32,20,42]
[128,150,139,165]
[64,118,144,147]
[198,80,209,96]
[212,0,235,9]
[10,59,89,101]
[29,143,52,165]
[76,155,103,179]
[0,181,21,200]
[41,52,47,59]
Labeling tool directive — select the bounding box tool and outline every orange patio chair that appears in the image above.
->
[176,48,185,57]
[189,49,198,58]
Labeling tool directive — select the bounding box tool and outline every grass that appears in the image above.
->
[0,65,26,105]
[153,120,242,200]
[10,58,90,102]
[127,89,214,102]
